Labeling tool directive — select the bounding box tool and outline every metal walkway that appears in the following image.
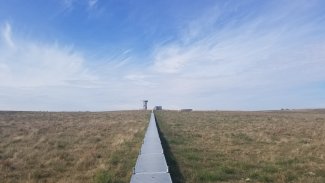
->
[130,112,172,183]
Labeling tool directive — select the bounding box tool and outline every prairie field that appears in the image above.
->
[0,111,149,183]
[155,110,325,183]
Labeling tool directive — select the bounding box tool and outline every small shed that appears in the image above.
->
[179,109,192,112]
[154,106,163,110]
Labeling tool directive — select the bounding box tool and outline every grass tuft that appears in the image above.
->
[94,170,113,183]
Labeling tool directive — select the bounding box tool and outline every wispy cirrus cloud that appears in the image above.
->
[1,22,15,48]
[88,0,98,8]
[0,22,147,110]
[129,0,325,109]
[61,0,76,10]
[0,22,95,88]
[61,0,99,11]
[150,1,325,88]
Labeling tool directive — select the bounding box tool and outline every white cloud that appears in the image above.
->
[62,0,76,10]
[61,0,99,11]
[1,23,15,48]
[61,0,96,10]
[0,22,150,111]
[143,1,325,109]
[88,0,98,8]
[0,23,95,88]
[151,2,325,88]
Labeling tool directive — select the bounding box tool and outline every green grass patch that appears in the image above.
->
[155,110,325,183]
[94,170,113,183]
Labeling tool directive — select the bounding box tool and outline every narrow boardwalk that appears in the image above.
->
[130,112,172,183]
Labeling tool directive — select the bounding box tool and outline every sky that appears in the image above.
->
[0,0,325,111]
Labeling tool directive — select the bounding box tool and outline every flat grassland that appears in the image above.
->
[156,110,325,183]
[0,111,149,183]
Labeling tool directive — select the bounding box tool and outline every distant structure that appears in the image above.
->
[154,106,162,110]
[179,109,192,112]
[143,100,148,110]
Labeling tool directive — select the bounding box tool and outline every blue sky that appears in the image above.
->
[0,0,325,111]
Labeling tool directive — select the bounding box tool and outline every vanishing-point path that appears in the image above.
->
[130,111,172,183]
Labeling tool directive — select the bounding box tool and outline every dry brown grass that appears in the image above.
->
[156,110,325,183]
[0,110,149,183]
